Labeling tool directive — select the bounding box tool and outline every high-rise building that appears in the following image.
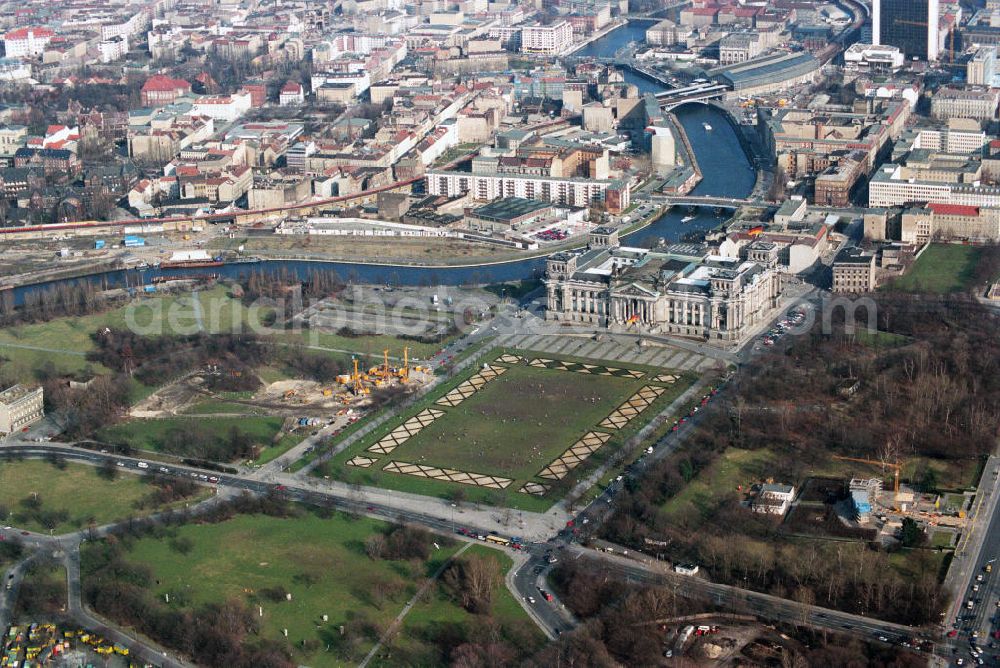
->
[968,46,997,86]
[872,0,939,61]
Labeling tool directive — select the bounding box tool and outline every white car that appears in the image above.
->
[137,462,149,469]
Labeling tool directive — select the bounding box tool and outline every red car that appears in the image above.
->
[947,630,958,638]
[275,485,287,491]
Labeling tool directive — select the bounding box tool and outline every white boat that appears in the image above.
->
[681,215,696,223]
[702,122,713,131]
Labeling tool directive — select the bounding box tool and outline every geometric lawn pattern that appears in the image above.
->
[528,357,645,379]
[368,407,446,455]
[346,456,379,468]
[382,460,512,489]
[519,481,551,496]
[599,385,667,430]
[435,364,507,407]
[538,431,613,480]
[654,373,679,384]
[496,353,524,364]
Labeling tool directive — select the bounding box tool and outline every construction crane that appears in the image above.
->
[892,17,956,62]
[401,347,409,382]
[833,455,903,510]
[351,357,365,396]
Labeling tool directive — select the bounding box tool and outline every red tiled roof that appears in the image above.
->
[5,27,54,40]
[928,203,979,217]
[142,74,191,93]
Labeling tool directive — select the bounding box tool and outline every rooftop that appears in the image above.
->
[471,197,552,222]
[0,384,40,405]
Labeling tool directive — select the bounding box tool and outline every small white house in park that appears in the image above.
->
[751,482,795,516]
[674,563,699,576]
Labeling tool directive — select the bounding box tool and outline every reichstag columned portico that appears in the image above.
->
[544,228,782,341]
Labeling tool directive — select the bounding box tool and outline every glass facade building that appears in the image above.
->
[873,0,939,61]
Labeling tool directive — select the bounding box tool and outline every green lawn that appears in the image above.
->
[853,329,910,348]
[0,285,267,385]
[181,399,268,416]
[661,448,775,521]
[254,432,304,466]
[931,531,954,549]
[97,416,286,462]
[393,365,642,479]
[885,244,981,294]
[384,544,545,666]
[326,350,696,510]
[106,513,467,667]
[0,459,207,534]
[280,331,448,361]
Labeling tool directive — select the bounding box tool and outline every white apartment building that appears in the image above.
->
[0,384,44,434]
[190,93,252,122]
[521,21,573,55]
[3,27,54,58]
[427,169,628,211]
[98,35,129,63]
[101,12,148,40]
[0,58,30,82]
[907,126,987,155]
[869,163,1000,208]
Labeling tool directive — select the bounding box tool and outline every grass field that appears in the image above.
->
[285,330,446,362]
[0,460,208,534]
[104,512,484,667]
[0,285,267,384]
[885,244,981,293]
[931,531,954,549]
[661,448,775,521]
[327,350,697,510]
[386,544,545,665]
[97,416,286,462]
[394,365,642,479]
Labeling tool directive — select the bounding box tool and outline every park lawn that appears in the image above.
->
[0,285,266,385]
[254,432,304,466]
[888,548,948,582]
[97,416,285,461]
[279,330,447,361]
[853,329,910,349]
[0,460,207,534]
[661,448,776,521]
[393,365,643,480]
[885,244,981,293]
[482,279,543,301]
[931,531,954,549]
[0,347,104,385]
[327,351,697,511]
[386,544,544,666]
[181,399,268,416]
[113,513,463,667]
[14,562,68,617]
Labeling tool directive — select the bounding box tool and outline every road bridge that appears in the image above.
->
[647,194,756,209]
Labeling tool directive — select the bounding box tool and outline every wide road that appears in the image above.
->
[569,547,934,648]
[947,455,1000,666]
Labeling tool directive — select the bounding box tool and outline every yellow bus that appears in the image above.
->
[484,534,510,547]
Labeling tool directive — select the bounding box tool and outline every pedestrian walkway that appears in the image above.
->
[498,333,714,371]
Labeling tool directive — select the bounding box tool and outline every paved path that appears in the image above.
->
[359,542,472,667]
[0,342,87,356]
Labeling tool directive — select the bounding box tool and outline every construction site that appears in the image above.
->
[777,455,974,548]
[131,347,433,419]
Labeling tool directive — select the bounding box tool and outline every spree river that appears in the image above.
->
[12,22,753,304]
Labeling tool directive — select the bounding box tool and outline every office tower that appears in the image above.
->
[872,0,940,61]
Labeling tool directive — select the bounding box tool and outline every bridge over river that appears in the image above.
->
[646,194,758,209]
